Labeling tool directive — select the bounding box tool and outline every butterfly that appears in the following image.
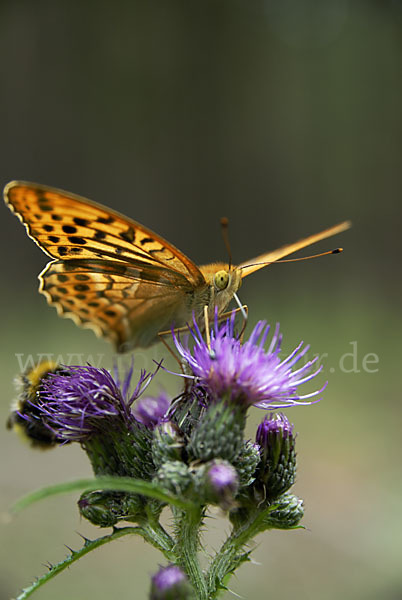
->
[4,181,350,351]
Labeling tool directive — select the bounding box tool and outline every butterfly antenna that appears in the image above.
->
[220,217,232,270]
[241,248,344,270]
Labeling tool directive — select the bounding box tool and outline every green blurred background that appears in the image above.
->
[0,1,401,599]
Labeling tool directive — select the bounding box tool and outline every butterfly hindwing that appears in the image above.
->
[40,258,196,350]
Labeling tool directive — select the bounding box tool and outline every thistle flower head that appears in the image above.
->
[36,365,155,442]
[173,313,325,409]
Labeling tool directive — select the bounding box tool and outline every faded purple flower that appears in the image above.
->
[206,460,239,509]
[173,313,326,409]
[133,391,170,428]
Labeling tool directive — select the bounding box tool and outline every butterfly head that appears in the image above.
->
[199,263,242,316]
[213,269,230,291]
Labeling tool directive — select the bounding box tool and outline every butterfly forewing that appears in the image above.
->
[4,182,204,284]
[238,220,351,278]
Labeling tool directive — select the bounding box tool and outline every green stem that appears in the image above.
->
[175,507,208,600]
[207,509,267,598]
[142,508,175,560]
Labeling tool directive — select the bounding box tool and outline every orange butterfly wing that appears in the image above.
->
[4,181,206,350]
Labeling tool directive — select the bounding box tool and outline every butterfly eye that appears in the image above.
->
[214,270,230,291]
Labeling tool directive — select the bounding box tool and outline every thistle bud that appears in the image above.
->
[78,490,121,527]
[78,490,144,527]
[152,420,185,469]
[154,461,193,496]
[263,493,304,529]
[233,440,261,488]
[150,565,193,600]
[187,400,246,463]
[255,413,296,499]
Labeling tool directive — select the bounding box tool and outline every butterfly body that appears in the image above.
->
[4,181,350,351]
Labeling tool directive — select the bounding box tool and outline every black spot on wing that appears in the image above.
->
[97,215,114,225]
[120,227,135,243]
[68,236,86,245]
[73,217,88,227]
[62,225,77,234]
[140,237,154,245]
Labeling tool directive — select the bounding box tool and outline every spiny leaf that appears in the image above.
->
[15,526,144,600]
[12,476,196,513]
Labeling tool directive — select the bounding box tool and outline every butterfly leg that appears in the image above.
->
[203,305,212,352]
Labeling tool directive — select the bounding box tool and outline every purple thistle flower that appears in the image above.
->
[37,365,155,442]
[173,313,326,410]
[133,391,170,429]
[150,565,192,600]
